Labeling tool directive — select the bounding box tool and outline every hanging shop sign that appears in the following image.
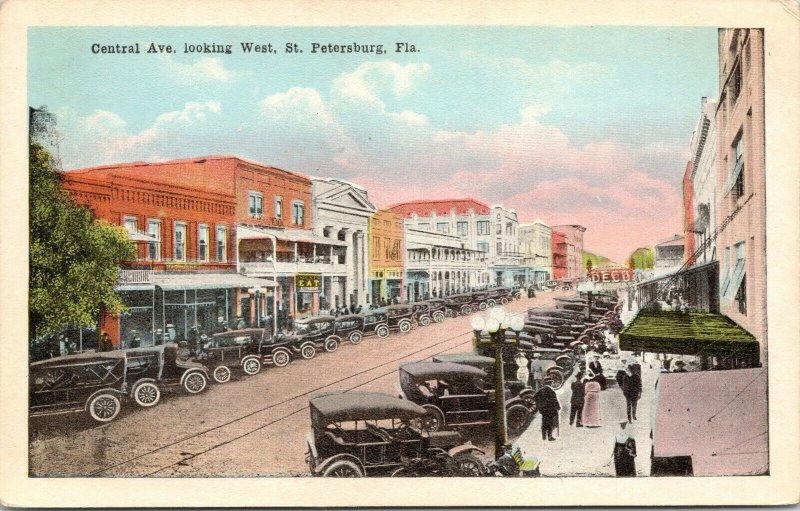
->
[588,268,634,285]
[295,273,320,292]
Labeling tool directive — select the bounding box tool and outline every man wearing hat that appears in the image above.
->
[530,352,545,392]
[534,383,561,441]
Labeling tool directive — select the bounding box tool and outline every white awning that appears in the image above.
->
[154,272,277,290]
[237,225,347,246]
[722,259,745,301]
[724,157,744,196]
[127,231,157,242]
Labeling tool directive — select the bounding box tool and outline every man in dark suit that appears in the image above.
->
[569,371,585,427]
[534,384,561,441]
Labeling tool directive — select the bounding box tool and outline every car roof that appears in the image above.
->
[387,304,412,310]
[212,328,265,337]
[431,353,495,366]
[296,316,335,324]
[399,361,487,379]
[309,391,425,421]
[30,350,128,366]
[335,314,362,321]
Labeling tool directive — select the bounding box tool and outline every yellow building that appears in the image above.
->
[368,210,404,304]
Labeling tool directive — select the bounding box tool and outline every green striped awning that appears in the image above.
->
[619,310,758,358]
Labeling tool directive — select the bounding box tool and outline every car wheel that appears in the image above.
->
[132,382,160,407]
[398,320,411,333]
[213,365,232,384]
[324,336,340,353]
[272,349,291,367]
[433,312,445,323]
[300,343,317,360]
[555,355,574,372]
[500,297,509,305]
[376,325,390,338]
[460,305,471,316]
[242,357,262,375]
[520,391,537,412]
[417,405,445,432]
[478,302,488,311]
[183,371,208,394]
[506,404,532,437]
[322,459,364,477]
[487,299,496,307]
[453,453,486,476]
[390,467,417,477]
[349,331,363,345]
[419,316,431,327]
[545,368,565,390]
[88,393,121,422]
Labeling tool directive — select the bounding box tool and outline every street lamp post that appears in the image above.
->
[471,307,525,459]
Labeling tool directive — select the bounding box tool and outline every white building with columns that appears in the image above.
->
[311,178,376,308]
[519,220,552,288]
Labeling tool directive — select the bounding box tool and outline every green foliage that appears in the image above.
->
[29,141,135,341]
[582,250,611,271]
[626,247,655,270]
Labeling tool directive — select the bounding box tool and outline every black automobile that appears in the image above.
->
[424,298,447,323]
[203,329,264,383]
[210,327,318,372]
[397,361,532,436]
[444,293,473,317]
[409,300,445,327]
[305,391,486,477]
[430,352,537,411]
[485,286,512,306]
[386,304,416,333]
[361,309,391,339]
[293,316,340,353]
[469,291,490,311]
[333,314,367,345]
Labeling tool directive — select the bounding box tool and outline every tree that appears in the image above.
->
[626,247,654,270]
[29,122,135,342]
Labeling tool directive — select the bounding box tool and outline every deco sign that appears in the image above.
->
[588,268,634,284]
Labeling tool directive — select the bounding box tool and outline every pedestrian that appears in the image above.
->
[97,331,114,352]
[569,371,585,427]
[615,358,628,388]
[612,421,637,476]
[588,353,607,390]
[355,305,363,314]
[529,353,544,392]
[533,384,560,441]
[349,303,356,314]
[621,366,642,422]
[582,378,602,427]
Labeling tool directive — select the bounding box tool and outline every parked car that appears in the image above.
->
[409,300,445,326]
[361,309,391,339]
[386,304,416,333]
[423,298,447,323]
[293,316,340,353]
[397,361,532,436]
[430,353,537,411]
[210,327,318,372]
[444,293,473,317]
[203,329,262,383]
[514,344,571,390]
[333,314,367,345]
[305,391,486,477]
[485,286,512,306]
[469,291,490,311]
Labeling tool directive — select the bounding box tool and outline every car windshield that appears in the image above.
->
[294,322,314,334]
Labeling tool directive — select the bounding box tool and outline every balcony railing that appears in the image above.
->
[117,269,154,285]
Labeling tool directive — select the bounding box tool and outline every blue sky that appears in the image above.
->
[29,26,719,261]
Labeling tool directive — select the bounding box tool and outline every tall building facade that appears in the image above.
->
[550,224,586,280]
[715,28,767,363]
[519,220,552,288]
[688,97,719,266]
[551,231,568,280]
[368,210,404,304]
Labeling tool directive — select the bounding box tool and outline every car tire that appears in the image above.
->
[242,357,262,375]
[487,299,496,307]
[349,331,363,345]
[132,382,161,407]
[272,349,291,367]
[213,365,232,384]
[324,336,340,353]
[321,459,364,477]
[433,312,445,323]
[398,320,411,333]
[88,393,121,423]
[506,404,532,437]
[460,305,471,316]
[183,371,208,394]
[453,453,486,476]
[544,368,565,390]
[478,302,488,311]
[519,390,537,412]
[419,316,431,327]
[417,405,445,432]
[390,467,416,477]
[376,325,390,338]
[500,297,509,305]
[300,342,317,360]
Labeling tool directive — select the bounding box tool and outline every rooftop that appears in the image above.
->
[387,198,491,217]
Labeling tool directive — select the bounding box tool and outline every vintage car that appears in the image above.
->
[485,286,512,306]
[292,316,340,353]
[430,353,537,410]
[468,291,490,311]
[30,345,209,423]
[409,300,445,326]
[361,309,391,339]
[333,314,367,345]
[515,343,572,390]
[210,327,318,374]
[444,293,474,317]
[385,304,416,333]
[397,361,532,436]
[305,391,486,477]
[423,298,447,323]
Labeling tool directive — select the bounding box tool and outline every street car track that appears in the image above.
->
[89,328,477,476]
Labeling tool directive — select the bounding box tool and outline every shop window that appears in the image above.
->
[248,192,263,218]
[174,222,186,261]
[216,225,227,262]
[456,221,468,236]
[477,221,490,235]
[147,219,160,261]
[735,275,747,315]
[436,222,450,234]
[274,196,282,220]
[292,201,305,226]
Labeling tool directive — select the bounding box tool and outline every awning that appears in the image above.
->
[721,259,745,301]
[652,368,767,476]
[619,310,758,358]
[154,272,277,290]
[237,225,347,247]
[127,231,157,242]
[724,156,744,196]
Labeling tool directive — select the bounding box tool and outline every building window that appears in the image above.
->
[477,242,489,254]
[436,222,450,234]
[274,196,282,220]
[216,225,227,262]
[373,237,380,257]
[731,133,745,200]
[147,219,160,261]
[729,61,742,104]
[456,221,468,236]
[477,221,490,235]
[291,201,305,225]
[198,224,209,262]
[496,242,503,255]
[174,222,186,261]
[496,223,502,235]
[506,222,512,235]
[248,192,263,218]
[418,223,431,231]
[123,216,137,234]
[735,275,747,315]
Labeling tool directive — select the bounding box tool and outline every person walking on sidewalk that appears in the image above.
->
[582,378,602,427]
[569,371,585,427]
[612,421,637,476]
[530,353,544,392]
[622,366,642,422]
[534,384,561,441]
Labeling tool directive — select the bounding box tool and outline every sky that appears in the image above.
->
[28,26,719,262]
